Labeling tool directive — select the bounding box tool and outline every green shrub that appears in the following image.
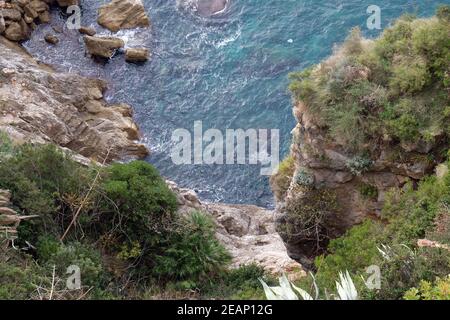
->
[345,156,373,176]
[390,57,430,94]
[0,260,41,299]
[0,131,13,156]
[313,220,383,295]
[294,168,315,187]
[437,5,450,22]
[359,183,379,200]
[279,188,339,259]
[0,144,94,243]
[307,161,450,300]
[36,236,107,288]
[200,264,269,300]
[404,276,450,300]
[288,9,450,152]
[270,156,295,200]
[153,211,230,281]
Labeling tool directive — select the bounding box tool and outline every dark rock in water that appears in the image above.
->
[56,0,79,6]
[44,34,59,45]
[79,26,96,36]
[125,48,150,63]
[83,35,124,59]
[52,25,63,33]
[196,0,228,16]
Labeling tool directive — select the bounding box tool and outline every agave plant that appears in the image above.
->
[260,270,358,300]
[259,274,314,300]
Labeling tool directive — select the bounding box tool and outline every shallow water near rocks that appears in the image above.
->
[23,0,450,208]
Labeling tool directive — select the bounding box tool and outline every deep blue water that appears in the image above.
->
[24,0,450,207]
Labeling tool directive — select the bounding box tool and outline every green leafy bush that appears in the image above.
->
[307,160,450,300]
[359,183,379,200]
[404,276,450,300]
[294,168,315,187]
[200,264,269,300]
[153,211,230,281]
[345,156,373,176]
[270,155,295,200]
[288,9,450,150]
[36,236,107,288]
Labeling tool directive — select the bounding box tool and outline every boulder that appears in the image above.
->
[196,0,228,16]
[56,0,79,6]
[78,26,96,36]
[44,33,58,45]
[4,21,28,41]
[0,8,22,21]
[97,0,150,32]
[83,35,124,59]
[38,10,50,23]
[125,48,149,63]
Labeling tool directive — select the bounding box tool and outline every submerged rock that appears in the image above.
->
[44,33,59,45]
[83,35,124,59]
[196,0,228,16]
[125,48,149,63]
[78,26,96,36]
[0,37,148,162]
[97,0,150,32]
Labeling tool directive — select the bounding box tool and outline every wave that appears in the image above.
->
[214,26,241,48]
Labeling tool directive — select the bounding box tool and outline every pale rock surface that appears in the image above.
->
[97,0,150,32]
[0,37,148,162]
[125,48,149,63]
[83,35,124,59]
[166,180,305,279]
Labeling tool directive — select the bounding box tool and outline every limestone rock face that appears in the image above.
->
[0,37,148,162]
[125,48,149,63]
[83,35,124,59]
[166,180,305,279]
[97,0,150,32]
[274,98,444,268]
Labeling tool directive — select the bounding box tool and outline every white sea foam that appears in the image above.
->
[97,28,150,49]
[215,26,241,48]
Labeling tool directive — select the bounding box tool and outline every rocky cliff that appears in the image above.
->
[0,37,148,162]
[273,15,450,267]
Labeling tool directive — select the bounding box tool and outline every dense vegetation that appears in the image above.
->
[294,159,450,299]
[0,137,269,299]
[289,7,450,152]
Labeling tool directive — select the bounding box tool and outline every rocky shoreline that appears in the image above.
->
[0,0,303,278]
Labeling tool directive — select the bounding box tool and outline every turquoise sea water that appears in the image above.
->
[24,0,450,207]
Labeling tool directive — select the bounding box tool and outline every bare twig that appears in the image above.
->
[60,148,111,242]
[49,265,56,300]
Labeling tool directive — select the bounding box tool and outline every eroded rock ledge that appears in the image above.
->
[0,37,148,162]
[167,180,305,279]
